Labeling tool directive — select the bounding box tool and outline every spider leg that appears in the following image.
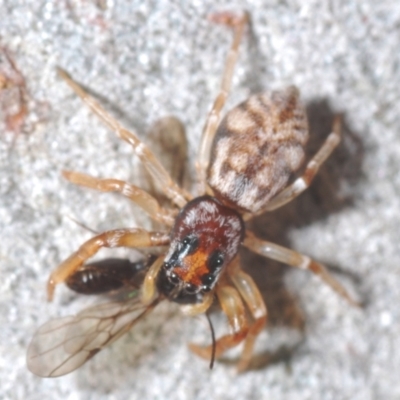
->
[243,232,358,306]
[228,260,267,372]
[62,170,175,226]
[252,116,342,216]
[47,228,170,301]
[189,285,249,360]
[197,11,249,194]
[57,68,191,208]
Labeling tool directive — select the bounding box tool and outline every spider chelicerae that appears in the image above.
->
[27,11,356,378]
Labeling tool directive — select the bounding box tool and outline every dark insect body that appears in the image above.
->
[27,11,356,378]
[65,257,154,295]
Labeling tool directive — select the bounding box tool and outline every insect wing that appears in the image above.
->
[27,297,157,377]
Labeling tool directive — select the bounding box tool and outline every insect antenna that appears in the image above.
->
[205,311,216,369]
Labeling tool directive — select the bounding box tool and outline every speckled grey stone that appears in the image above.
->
[1,1,400,399]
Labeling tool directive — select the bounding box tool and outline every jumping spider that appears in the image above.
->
[27,11,356,377]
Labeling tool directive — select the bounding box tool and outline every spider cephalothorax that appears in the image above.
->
[158,195,244,302]
[27,11,357,378]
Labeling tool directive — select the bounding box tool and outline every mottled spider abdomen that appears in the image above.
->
[207,86,309,213]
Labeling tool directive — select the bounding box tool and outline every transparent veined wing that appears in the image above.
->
[27,297,159,377]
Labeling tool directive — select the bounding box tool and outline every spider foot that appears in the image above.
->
[208,11,249,28]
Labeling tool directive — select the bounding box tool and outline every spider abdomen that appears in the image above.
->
[207,86,309,213]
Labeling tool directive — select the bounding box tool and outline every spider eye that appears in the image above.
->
[185,282,198,294]
[168,272,180,285]
[201,273,215,289]
[163,261,172,270]
[207,250,224,272]
[181,235,199,254]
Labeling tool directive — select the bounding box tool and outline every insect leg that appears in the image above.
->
[196,11,249,194]
[47,228,170,301]
[228,262,267,372]
[189,285,249,360]
[57,68,192,208]
[243,232,359,306]
[257,116,342,214]
[62,170,175,225]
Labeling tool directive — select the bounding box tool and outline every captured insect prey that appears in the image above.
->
[64,257,156,295]
[27,11,358,378]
